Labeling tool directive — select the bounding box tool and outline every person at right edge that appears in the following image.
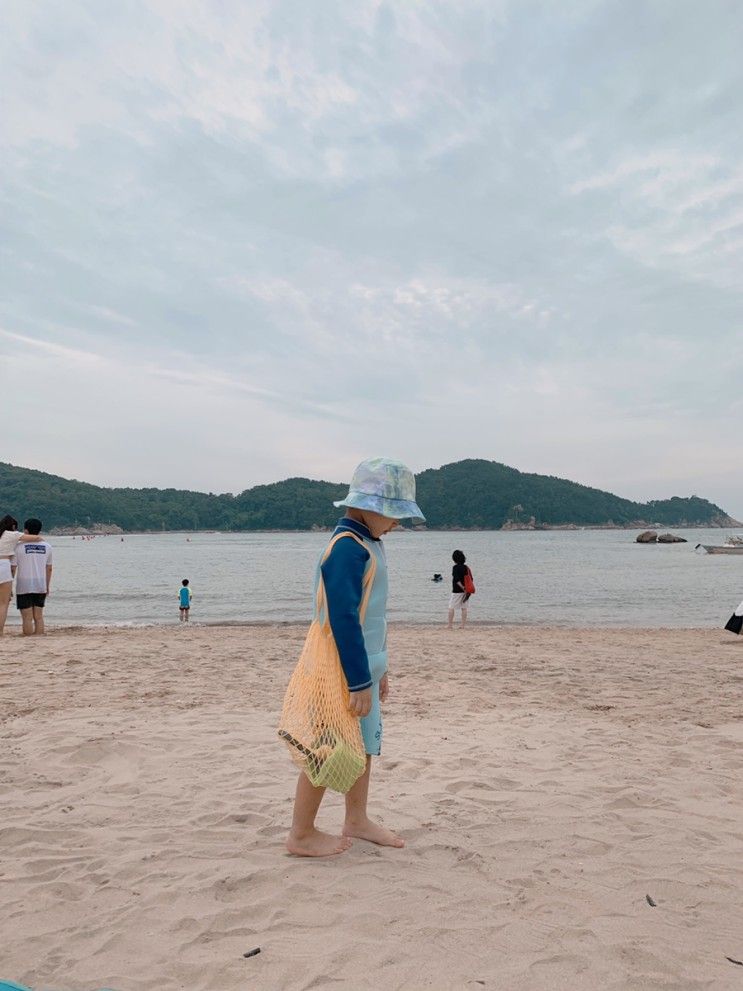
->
[286,457,425,857]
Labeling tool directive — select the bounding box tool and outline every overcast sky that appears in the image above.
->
[2,1,742,516]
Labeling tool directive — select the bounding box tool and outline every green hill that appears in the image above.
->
[415,460,737,528]
[0,459,736,532]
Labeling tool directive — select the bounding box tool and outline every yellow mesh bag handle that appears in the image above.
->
[278,530,377,793]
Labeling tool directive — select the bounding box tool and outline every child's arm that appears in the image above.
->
[321,538,372,698]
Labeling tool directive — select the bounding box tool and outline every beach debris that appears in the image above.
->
[645,894,657,907]
[726,956,743,966]
[243,947,261,959]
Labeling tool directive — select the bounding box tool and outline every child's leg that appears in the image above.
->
[0,582,11,635]
[286,772,352,857]
[447,607,454,628]
[20,608,34,636]
[461,606,467,628]
[342,685,403,847]
[32,606,45,635]
[343,756,405,847]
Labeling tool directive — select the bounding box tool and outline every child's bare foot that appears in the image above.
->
[286,828,352,857]
[343,817,405,847]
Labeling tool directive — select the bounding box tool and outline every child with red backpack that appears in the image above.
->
[447,549,475,629]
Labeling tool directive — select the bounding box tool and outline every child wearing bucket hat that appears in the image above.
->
[285,457,425,857]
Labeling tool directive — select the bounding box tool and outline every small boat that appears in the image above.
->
[696,536,743,555]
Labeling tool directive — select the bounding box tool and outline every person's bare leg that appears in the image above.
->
[343,756,405,847]
[286,772,352,857]
[0,582,11,635]
[32,606,45,635]
[461,607,468,629]
[20,608,34,636]
[447,608,454,629]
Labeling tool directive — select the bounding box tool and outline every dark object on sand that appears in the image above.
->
[645,894,657,907]
[725,956,743,966]
[725,613,743,635]
[243,947,261,958]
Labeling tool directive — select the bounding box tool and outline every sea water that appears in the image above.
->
[4,528,741,629]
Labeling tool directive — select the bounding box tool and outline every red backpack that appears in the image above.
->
[463,566,476,595]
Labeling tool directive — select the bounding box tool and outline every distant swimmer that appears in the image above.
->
[431,573,443,582]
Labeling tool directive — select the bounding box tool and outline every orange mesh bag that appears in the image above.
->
[278,532,376,794]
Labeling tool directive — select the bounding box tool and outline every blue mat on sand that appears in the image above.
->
[0,984,116,991]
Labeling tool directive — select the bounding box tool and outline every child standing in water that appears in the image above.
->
[285,458,425,857]
[178,579,192,621]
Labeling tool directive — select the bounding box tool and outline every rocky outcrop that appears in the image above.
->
[501,516,537,530]
[636,531,658,543]
[657,533,687,543]
[49,523,124,535]
[708,514,743,527]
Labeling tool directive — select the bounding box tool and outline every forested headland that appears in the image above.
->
[0,459,737,532]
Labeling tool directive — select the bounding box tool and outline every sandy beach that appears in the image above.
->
[2,623,743,990]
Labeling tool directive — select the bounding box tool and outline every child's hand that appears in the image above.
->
[349,687,372,718]
[380,673,389,702]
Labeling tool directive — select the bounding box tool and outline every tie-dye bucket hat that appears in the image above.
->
[333,457,425,520]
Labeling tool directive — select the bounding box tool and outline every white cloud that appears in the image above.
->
[0,327,104,366]
[569,151,743,289]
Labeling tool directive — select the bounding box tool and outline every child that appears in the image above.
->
[447,549,470,629]
[178,579,192,621]
[286,457,425,857]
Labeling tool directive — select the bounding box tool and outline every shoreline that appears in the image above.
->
[0,619,731,634]
[48,522,742,536]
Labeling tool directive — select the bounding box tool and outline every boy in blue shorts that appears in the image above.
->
[286,458,425,857]
[178,579,192,621]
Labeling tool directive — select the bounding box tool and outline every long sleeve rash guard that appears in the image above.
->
[320,519,374,692]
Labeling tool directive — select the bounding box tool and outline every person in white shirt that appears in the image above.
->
[0,514,41,635]
[13,518,53,637]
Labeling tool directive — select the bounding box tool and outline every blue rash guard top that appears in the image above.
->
[316,517,389,693]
